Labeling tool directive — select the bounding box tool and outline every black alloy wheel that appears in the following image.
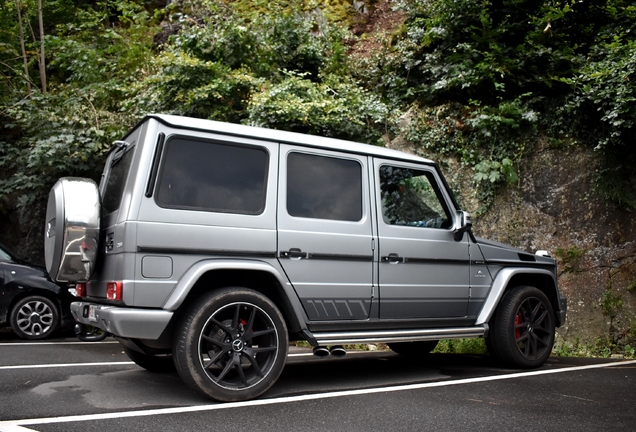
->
[173,288,288,402]
[487,286,555,368]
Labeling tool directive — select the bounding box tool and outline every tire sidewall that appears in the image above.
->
[173,287,288,402]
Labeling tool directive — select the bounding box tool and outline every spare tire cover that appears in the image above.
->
[44,177,100,283]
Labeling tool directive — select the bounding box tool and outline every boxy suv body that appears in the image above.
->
[45,114,567,401]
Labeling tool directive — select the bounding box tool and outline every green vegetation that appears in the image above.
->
[432,338,488,355]
[1,0,635,231]
[553,338,635,359]
[601,289,624,317]
[554,246,586,272]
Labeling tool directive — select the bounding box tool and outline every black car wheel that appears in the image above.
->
[487,286,555,368]
[10,295,60,340]
[173,287,288,402]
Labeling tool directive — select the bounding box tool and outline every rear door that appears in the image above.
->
[277,146,374,321]
[374,159,470,319]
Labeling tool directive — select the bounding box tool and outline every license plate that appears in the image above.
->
[88,305,97,322]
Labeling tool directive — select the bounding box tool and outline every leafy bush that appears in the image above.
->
[398,95,535,212]
[433,338,488,354]
[0,90,132,210]
[171,4,337,80]
[1,0,635,225]
[366,0,636,209]
[563,36,636,208]
[248,71,393,143]
[124,52,265,122]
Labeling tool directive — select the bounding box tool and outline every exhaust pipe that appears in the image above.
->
[329,345,347,358]
[312,346,330,357]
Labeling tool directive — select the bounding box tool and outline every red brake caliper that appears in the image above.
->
[514,312,522,339]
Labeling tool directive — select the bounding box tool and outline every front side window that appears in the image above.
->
[155,137,268,214]
[287,152,363,222]
[379,165,451,229]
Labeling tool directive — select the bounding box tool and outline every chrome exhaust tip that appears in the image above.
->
[313,346,330,357]
[329,345,347,358]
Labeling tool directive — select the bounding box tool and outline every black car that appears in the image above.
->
[0,243,74,339]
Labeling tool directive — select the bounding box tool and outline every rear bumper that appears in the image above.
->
[70,301,173,339]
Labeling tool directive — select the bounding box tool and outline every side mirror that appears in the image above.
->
[453,210,472,241]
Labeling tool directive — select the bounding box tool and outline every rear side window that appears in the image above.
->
[102,146,135,216]
[155,137,268,214]
[287,152,362,222]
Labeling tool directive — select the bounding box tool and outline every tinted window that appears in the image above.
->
[287,152,362,221]
[102,146,135,215]
[156,137,268,214]
[379,165,451,229]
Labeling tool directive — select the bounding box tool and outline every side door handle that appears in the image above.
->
[381,253,404,264]
[280,248,309,260]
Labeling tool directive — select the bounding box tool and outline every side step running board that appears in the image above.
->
[311,326,488,346]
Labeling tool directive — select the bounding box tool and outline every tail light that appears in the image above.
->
[106,281,123,300]
[75,283,86,298]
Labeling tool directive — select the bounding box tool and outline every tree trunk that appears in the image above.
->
[37,0,46,93]
[16,0,32,96]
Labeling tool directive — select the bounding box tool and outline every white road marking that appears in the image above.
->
[0,341,118,347]
[0,351,358,370]
[0,359,634,431]
[0,362,134,370]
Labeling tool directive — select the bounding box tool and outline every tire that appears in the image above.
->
[44,177,100,283]
[173,287,288,402]
[123,347,175,373]
[487,286,555,368]
[389,340,439,356]
[10,295,60,340]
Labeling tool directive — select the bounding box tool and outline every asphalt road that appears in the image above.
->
[0,330,634,431]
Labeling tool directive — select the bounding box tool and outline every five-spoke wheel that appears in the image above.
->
[173,288,288,401]
[487,286,555,368]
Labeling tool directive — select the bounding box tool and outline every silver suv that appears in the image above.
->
[44,114,567,402]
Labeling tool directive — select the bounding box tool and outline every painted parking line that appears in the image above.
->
[0,351,362,370]
[0,341,118,347]
[0,361,135,370]
[1,359,634,432]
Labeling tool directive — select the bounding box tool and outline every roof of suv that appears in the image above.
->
[148,114,434,165]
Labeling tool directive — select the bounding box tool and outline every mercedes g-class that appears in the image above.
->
[44,114,567,402]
